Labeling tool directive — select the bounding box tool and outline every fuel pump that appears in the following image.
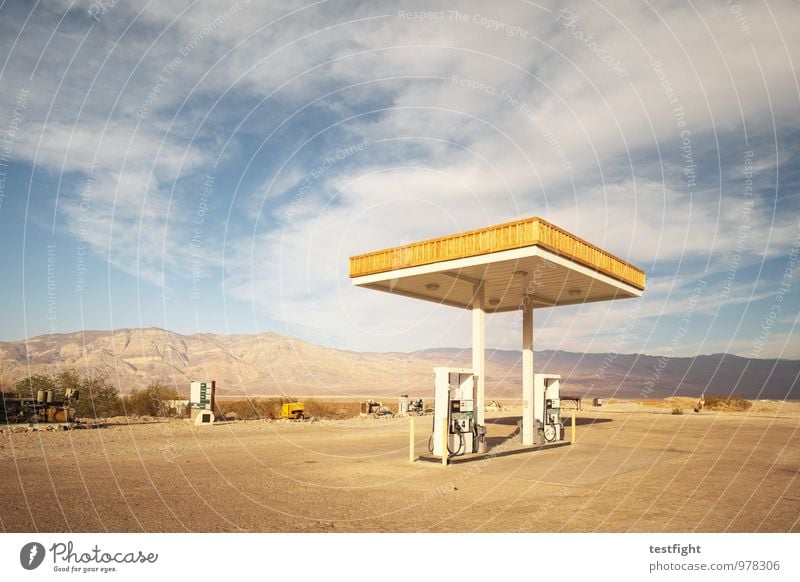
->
[533,374,562,442]
[544,396,561,442]
[431,367,481,457]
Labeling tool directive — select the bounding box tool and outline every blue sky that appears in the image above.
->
[0,0,798,358]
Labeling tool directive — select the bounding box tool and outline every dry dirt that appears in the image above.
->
[1,400,799,532]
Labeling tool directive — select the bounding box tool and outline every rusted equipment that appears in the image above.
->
[560,395,583,410]
[360,400,393,417]
[398,395,425,415]
[0,388,79,424]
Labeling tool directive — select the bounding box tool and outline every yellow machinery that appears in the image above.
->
[280,402,305,420]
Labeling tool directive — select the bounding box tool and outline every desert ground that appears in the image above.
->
[1,398,798,532]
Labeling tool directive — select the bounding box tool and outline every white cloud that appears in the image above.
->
[3,0,799,357]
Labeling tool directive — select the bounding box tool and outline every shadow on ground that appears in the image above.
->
[418,440,572,464]
[487,415,612,427]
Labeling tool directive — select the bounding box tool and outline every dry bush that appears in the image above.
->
[671,407,683,415]
[74,376,123,418]
[303,399,361,419]
[123,382,181,417]
[215,397,295,420]
[14,373,58,396]
[203,398,365,420]
[704,395,752,412]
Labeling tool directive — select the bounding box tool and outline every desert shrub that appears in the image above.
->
[213,397,361,420]
[123,382,181,417]
[704,395,752,412]
[74,375,123,418]
[215,397,296,420]
[124,389,155,417]
[214,398,257,420]
[671,407,683,415]
[14,373,57,396]
[55,369,81,394]
[303,399,360,419]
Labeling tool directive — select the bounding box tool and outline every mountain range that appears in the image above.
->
[0,328,797,400]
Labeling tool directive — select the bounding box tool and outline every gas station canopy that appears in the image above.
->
[349,216,645,451]
[349,216,644,309]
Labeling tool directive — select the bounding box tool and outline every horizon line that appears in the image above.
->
[2,326,797,362]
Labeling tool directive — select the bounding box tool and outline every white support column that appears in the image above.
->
[472,283,485,436]
[522,297,534,445]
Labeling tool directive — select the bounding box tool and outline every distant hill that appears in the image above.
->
[0,328,797,400]
[411,348,799,400]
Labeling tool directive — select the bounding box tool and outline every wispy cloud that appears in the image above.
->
[1,0,798,357]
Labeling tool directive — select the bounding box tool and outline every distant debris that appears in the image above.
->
[398,395,425,415]
[360,399,394,417]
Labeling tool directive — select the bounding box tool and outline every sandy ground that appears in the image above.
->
[1,400,798,532]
